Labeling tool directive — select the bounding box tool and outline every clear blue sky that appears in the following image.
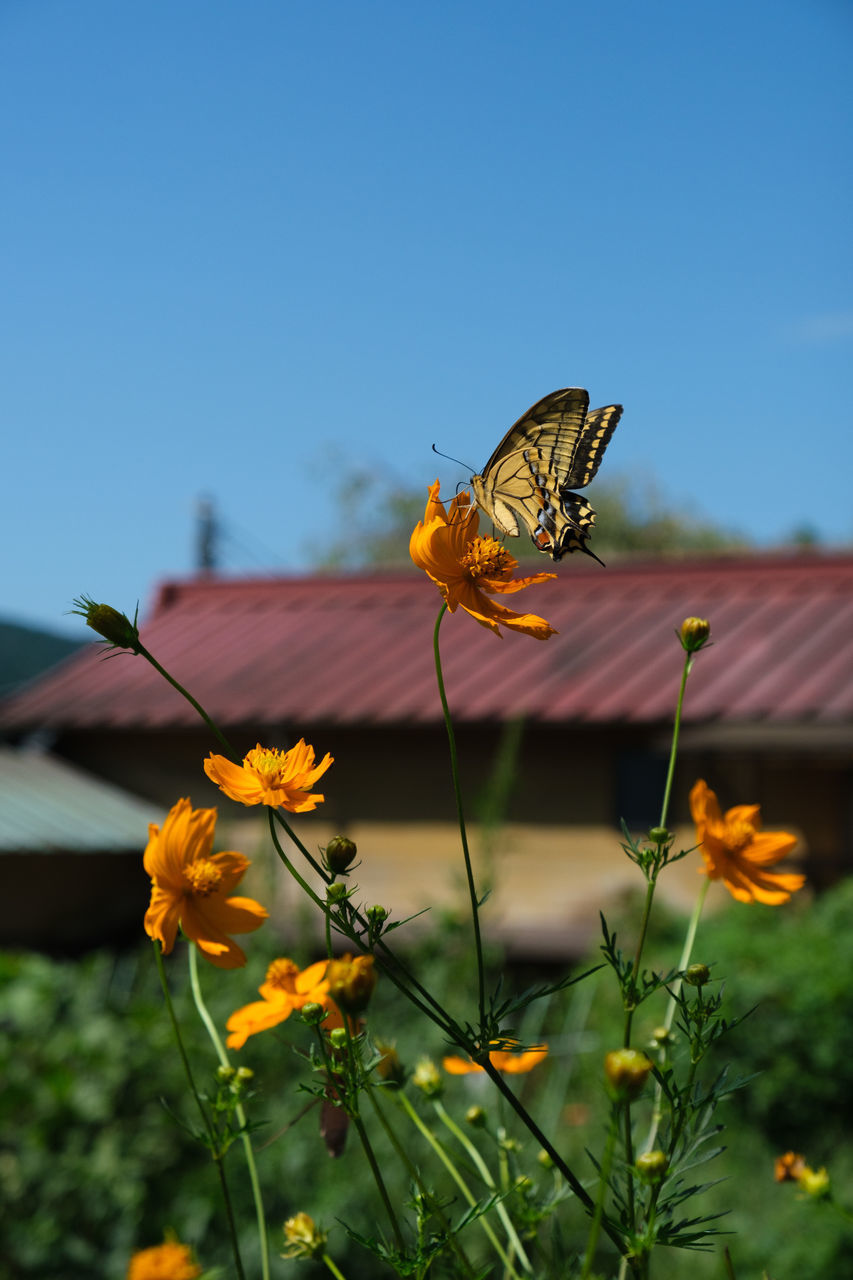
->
[3,0,851,638]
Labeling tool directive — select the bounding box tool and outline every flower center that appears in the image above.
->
[245,746,285,785]
[183,858,223,897]
[460,535,515,581]
[265,958,300,992]
[726,819,755,853]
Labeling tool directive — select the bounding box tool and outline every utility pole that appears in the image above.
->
[195,495,217,574]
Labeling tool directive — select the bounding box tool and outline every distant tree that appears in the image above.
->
[311,466,750,569]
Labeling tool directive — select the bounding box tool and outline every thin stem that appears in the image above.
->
[624,878,656,1047]
[138,644,235,755]
[151,942,246,1280]
[267,813,462,1039]
[433,603,486,1026]
[337,1009,405,1253]
[320,1253,348,1280]
[433,1098,532,1273]
[658,650,692,831]
[396,1091,522,1278]
[367,1088,479,1279]
[643,877,710,1154]
[581,1105,620,1280]
[188,945,270,1280]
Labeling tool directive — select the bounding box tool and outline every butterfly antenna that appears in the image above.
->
[432,442,475,472]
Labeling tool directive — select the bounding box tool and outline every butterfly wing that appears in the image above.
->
[471,388,622,562]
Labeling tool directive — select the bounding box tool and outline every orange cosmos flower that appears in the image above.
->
[127,1238,201,1280]
[409,480,557,640]
[204,740,333,810]
[143,798,267,969]
[226,957,330,1049]
[690,779,804,905]
[443,1043,548,1075]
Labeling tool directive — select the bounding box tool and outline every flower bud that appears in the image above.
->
[604,1048,654,1100]
[679,617,711,653]
[374,1041,406,1088]
[325,835,357,874]
[537,1148,554,1170]
[328,1027,348,1050]
[412,1056,444,1099]
[326,882,348,903]
[465,1105,487,1128]
[71,596,141,652]
[648,826,671,846]
[650,1026,674,1049]
[281,1212,327,1259]
[684,963,710,988]
[216,1065,236,1082]
[300,1002,327,1026]
[326,954,377,1014]
[235,1066,254,1082]
[635,1150,669,1184]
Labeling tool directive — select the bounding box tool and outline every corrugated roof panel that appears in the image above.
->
[2,555,853,733]
[0,748,159,852]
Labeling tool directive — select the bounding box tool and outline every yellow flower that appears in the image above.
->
[226,957,329,1049]
[127,1239,201,1280]
[143,798,267,969]
[690,779,804,905]
[443,1043,548,1075]
[282,1212,327,1259]
[409,480,557,640]
[204,740,333,810]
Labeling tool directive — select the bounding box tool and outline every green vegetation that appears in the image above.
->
[3,879,852,1278]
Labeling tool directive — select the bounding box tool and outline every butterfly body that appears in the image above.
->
[470,387,622,563]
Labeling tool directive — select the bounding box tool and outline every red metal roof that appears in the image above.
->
[3,555,853,731]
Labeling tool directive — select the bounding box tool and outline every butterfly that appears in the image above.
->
[470,387,622,564]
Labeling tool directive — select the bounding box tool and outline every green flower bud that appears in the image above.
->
[636,1150,669,1184]
[684,963,711,987]
[300,1002,327,1026]
[325,836,357,874]
[465,1106,487,1128]
[71,596,141,652]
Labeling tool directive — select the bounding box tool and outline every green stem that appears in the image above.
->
[337,1007,405,1253]
[367,1089,479,1279]
[138,644,235,755]
[432,603,486,1026]
[267,813,462,1039]
[581,1105,620,1280]
[658,650,692,832]
[152,942,246,1280]
[433,1099,532,1273]
[188,945,270,1280]
[320,1253,348,1280]
[624,878,656,1047]
[396,1092,522,1278]
[643,877,710,1155]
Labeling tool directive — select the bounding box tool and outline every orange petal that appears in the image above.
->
[204,754,268,805]
[226,995,293,1049]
